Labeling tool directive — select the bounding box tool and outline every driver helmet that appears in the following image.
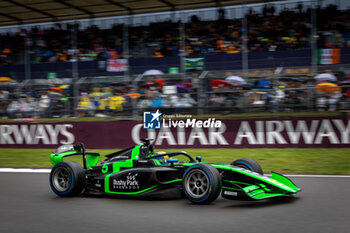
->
[154,151,169,164]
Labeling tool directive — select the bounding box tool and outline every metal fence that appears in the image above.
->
[1,84,349,120]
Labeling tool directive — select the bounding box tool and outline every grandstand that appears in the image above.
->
[0,0,349,119]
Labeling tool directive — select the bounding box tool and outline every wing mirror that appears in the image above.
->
[167,158,178,167]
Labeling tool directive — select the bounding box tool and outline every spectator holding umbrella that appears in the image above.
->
[314,69,337,84]
[225,75,247,86]
[315,82,342,111]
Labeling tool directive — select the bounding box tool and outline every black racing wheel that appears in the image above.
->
[49,161,85,197]
[231,158,263,175]
[182,164,221,204]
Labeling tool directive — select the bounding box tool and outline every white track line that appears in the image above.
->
[0,168,51,173]
[284,174,350,178]
[0,168,349,177]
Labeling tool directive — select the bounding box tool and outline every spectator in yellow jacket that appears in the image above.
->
[108,95,124,111]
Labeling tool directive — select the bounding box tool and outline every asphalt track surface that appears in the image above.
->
[0,173,349,233]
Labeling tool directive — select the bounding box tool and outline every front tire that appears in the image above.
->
[182,164,221,204]
[49,161,85,197]
[231,158,263,175]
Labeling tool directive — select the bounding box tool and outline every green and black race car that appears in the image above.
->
[49,139,301,204]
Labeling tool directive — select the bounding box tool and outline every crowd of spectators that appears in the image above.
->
[1,3,350,65]
[1,69,349,119]
[0,2,349,118]
[0,87,69,118]
[205,70,350,113]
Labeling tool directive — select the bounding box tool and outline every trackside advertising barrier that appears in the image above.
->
[0,116,349,149]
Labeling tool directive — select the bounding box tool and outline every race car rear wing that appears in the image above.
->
[50,143,100,169]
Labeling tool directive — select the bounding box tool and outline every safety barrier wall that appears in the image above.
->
[0,115,349,149]
[2,48,350,79]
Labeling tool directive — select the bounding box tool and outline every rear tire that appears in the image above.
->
[50,161,85,197]
[182,164,221,204]
[231,158,263,175]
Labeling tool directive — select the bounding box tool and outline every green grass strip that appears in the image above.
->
[0,148,349,174]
